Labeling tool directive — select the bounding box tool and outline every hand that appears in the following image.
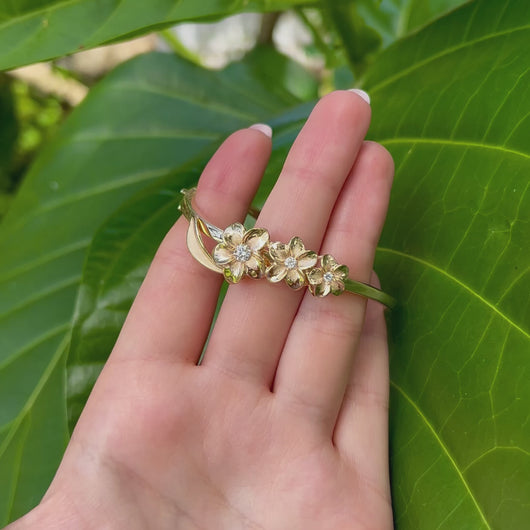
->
[10,90,394,529]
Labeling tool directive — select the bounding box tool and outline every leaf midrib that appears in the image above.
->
[377,247,529,339]
[380,137,530,160]
[369,23,530,93]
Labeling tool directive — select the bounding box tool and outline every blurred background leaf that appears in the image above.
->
[0,74,18,221]
[0,0,315,71]
[352,0,470,47]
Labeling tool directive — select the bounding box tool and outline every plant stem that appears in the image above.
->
[158,29,203,66]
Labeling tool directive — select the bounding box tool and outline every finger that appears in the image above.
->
[110,125,272,365]
[334,272,391,493]
[203,91,371,384]
[273,142,393,431]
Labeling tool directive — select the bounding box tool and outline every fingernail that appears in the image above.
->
[249,123,273,138]
[348,88,371,105]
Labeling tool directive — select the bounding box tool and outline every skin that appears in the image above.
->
[9,90,394,530]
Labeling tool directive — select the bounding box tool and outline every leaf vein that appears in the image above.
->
[391,381,491,528]
[381,137,530,160]
[0,331,69,461]
[377,247,529,338]
[370,23,530,93]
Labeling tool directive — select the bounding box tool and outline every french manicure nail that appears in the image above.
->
[249,123,273,138]
[348,88,371,105]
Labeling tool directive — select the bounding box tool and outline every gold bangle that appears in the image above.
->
[179,188,396,309]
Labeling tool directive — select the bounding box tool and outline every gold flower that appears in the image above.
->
[213,223,269,283]
[266,236,318,290]
[307,254,349,297]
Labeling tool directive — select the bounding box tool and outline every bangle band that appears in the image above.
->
[179,188,396,309]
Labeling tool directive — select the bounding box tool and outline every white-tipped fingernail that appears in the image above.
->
[348,88,370,105]
[249,123,272,138]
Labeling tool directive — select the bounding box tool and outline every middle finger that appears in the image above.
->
[202,90,371,385]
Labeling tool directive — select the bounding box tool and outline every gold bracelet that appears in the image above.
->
[179,188,395,309]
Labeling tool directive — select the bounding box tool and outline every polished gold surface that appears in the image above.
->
[186,218,221,273]
[266,237,317,290]
[179,188,396,308]
[212,223,269,283]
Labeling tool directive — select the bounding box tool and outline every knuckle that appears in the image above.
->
[297,301,364,341]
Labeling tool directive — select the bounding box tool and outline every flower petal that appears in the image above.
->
[334,264,349,279]
[297,250,318,270]
[285,269,306,290]
[224,260,245,283]
[223,223,245,247]
[266,263,287,283]
[213,244,233,266]
[322,254,339,271]
[289,236,306,258]
[330,279,345,296]
[243,228,269,251]
[307,268,323,285]
[269,242,289,263]
[245,254,265,279]
[314,281,331,297]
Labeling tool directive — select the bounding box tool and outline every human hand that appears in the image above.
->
[10,90,394,529]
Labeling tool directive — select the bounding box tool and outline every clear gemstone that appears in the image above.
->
[233,244,251,262]
[323,271,334,283]
[285,256,298,270]
[208,224,224,241]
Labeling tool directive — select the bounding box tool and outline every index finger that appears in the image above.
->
[110,125,272,365]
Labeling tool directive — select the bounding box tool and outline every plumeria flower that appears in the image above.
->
[307,254,349,297]
[266,236,318,290]
[213,223,269,283]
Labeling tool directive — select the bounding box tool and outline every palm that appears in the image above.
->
[71,358,391,529]
[16,91,394,530]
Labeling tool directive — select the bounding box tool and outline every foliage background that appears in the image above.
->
[0,0,529,528]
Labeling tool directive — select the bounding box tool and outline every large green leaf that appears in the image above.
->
[0,51,305,524]
[363,0,530,527]
[66,175,193,430]
[0,0,313,72]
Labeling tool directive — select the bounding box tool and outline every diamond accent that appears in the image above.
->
[233,244,251,262]
[207,224,224,241]
[323,272,334,283]
[285,256,298,270]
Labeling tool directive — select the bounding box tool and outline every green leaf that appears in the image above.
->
[362,0,530,527]
[0,192,12,221]
[398,0,471,35]
[352,0,470,48]
[0,0,313,72]
[234,46,319,103]
[0,75,18,192]
[0,51,303,523]
[323,0,383,76]
[66,173,196,430]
